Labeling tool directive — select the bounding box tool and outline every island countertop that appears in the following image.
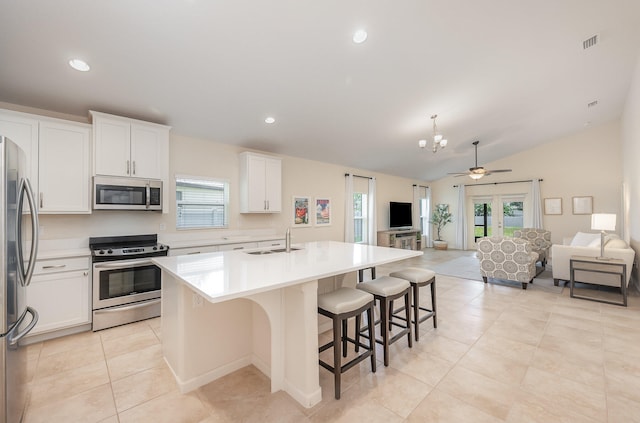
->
[152,240,422,303]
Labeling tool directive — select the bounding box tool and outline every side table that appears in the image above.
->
[569,255,627,307]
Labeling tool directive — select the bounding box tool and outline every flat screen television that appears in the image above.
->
[389,201,413,230]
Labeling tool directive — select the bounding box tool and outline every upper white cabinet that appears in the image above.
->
[1,109,91,214]
[239,152,282,213]
[38,120,91,213]
[0,109,39,197]
[91,111,169,180]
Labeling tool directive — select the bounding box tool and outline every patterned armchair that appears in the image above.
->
[476,236,539,289]
[513,228,551,269]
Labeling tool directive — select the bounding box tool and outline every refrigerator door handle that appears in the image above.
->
[7,307,39,346]
[16,178,39,287]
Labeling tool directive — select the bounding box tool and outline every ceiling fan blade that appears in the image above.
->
[486,169,512,173]
[447,172,469,175]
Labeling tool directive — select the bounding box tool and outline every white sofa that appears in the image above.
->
[551,232,635,286]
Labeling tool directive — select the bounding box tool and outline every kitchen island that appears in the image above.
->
[152,240,422,408]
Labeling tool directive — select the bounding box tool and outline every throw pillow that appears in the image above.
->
[606,238,628,249]
[570,232,601,247]
[587,237,603,248]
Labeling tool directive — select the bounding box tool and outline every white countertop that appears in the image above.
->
[153,241,422,303]
[165,235,284,250]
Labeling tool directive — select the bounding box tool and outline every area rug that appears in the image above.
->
[431,255,563,294]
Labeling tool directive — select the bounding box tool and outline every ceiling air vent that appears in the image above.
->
[587,100,598,108]
[583,34,599,50]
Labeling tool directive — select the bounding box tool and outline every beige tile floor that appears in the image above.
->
[22,249,640,423]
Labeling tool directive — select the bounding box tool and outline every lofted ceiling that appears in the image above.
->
[1,0,639,181]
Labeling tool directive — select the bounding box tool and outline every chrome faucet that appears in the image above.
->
[285,227,291,252]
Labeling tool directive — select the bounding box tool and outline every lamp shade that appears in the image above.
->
[591,213,616,231]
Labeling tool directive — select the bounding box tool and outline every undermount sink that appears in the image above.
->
[269,247,301,253]
[246,250,274,255]
[246,247,301,255]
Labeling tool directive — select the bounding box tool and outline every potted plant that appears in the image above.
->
[431,204,452,250]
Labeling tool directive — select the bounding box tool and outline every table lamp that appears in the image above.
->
[591,213,616,260]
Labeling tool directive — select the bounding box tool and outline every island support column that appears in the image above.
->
[248,279,322,408]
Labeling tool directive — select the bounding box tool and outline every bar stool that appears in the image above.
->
[318,287,376,400]
[356,276,412,366]
[389,267,437,341]
[358,266,376,282]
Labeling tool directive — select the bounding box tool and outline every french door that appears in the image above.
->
[473,195,524,241]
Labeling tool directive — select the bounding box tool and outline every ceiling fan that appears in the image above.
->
[449,141,512,180]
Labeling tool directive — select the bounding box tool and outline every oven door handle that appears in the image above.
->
[94,298,161,314]
[94,259,156,269]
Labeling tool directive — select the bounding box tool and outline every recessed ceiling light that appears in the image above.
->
[69,59,90,72]
[353,29,368,44]
[264,117,275,124]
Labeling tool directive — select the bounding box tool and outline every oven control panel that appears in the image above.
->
[93,243,169,258]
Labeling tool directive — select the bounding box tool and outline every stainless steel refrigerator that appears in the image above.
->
[0,136,39,423]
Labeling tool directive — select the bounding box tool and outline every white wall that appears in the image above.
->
[621,54,640,288]
[430,120,623,248]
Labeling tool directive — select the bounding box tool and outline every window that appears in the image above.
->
[176,175,229,229]
[353,193,368,243]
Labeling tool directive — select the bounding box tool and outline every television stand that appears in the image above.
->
[377,230,420,250]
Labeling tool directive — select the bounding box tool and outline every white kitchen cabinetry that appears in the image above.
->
[239,152,282,213]
[38,120,91,213]
[169,245,219,256]
[91,111,169,180]
[257,240,285,249]
[218,242,258,251]
[27,256,91,339]
[0,109,39,198]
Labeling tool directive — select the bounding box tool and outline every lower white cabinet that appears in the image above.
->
[169,245,219,256]
[257,240,285,249]
[218,242,258,251]
[27,257,91,336]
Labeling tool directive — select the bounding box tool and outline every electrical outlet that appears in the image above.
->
[159,222,166,231]
[192,293,204,308]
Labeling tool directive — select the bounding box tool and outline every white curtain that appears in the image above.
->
[531,179,543,229]
[367,177,377,245]
[412,185,420,232]
[344,174,354,242]
[455,185,468,250]
[426,187,433,247]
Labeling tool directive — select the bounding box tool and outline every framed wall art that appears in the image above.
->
[544,198,562,215]
[315,198,331,226]
[292,196,311,226]
[572,196,593,215]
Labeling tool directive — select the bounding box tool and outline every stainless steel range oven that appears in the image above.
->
[90,234,169,331]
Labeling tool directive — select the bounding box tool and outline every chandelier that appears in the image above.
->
[418,114,448,153]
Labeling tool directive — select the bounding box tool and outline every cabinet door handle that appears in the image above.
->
[133,161,136,175]
[40,192,43,209]
[187,251,201,255]
[83,271,88,276]
[267,200,269,210]
[42,264,66,269]
[127,160,130,175]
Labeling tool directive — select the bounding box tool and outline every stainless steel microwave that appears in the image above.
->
[93,176,162,211]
